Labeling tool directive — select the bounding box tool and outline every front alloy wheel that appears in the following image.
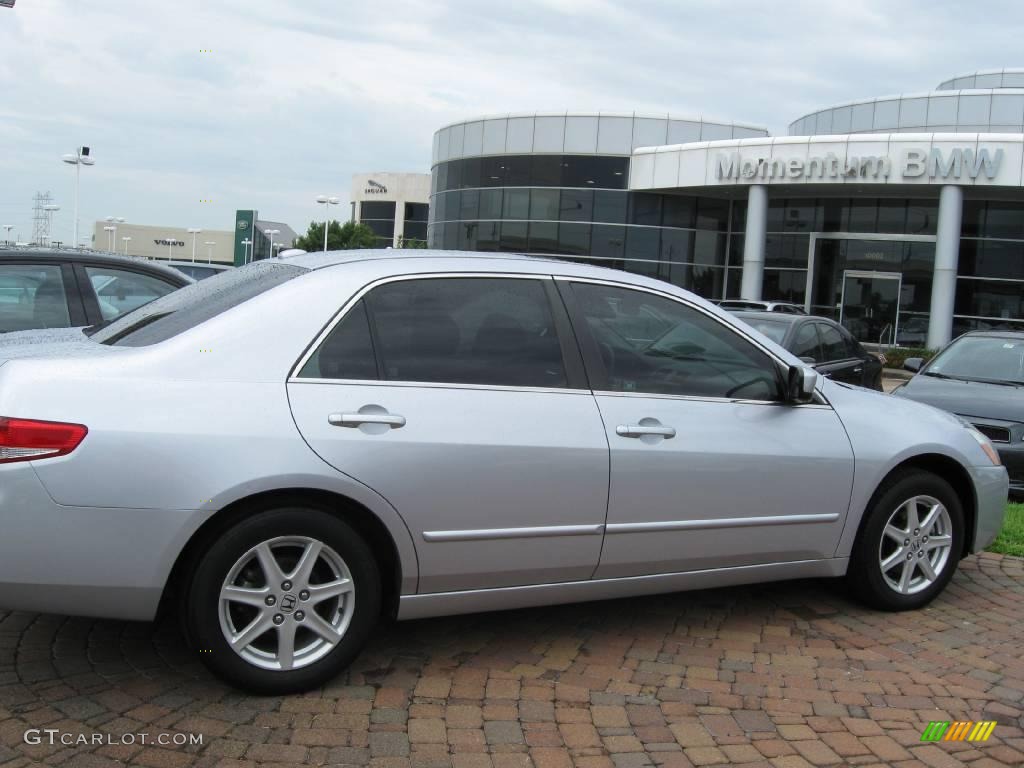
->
[186,507,380,693]
[849,470,964,611]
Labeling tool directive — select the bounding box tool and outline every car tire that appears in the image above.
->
[847,469,964,611]
[184,506,380,694]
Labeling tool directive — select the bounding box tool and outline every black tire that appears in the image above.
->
[184,507,380,694]
[847,469,964,611]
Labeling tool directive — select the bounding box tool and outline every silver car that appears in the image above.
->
[0,251,1008,693]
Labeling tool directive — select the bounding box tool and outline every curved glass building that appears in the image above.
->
[429,73,1024,348]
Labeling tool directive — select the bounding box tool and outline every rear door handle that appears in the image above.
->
[328,412,406,428]
[616,424,676,439]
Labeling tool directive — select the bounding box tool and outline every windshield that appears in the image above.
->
[88,261,307,347]
[925,335,1024,384]
[738,317,788,344]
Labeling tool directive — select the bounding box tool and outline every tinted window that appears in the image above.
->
[94,261,307,346]
[572,283,779,400]
[742,317,788,344]
[817,323,849,362]
[0,263,70,332]
[791,323,821,361]
[85,266,178,320]
[365,278,566,388]
[298,300,377,380]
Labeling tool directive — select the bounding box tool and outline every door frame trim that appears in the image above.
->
[839,269,903,345]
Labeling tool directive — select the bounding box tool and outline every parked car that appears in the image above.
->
[894,331,1024,497]
[0,248,191,334]
[0,252,1007,693]
[160,260,233,281]
[718,299,807,314]
[734,311,884,390]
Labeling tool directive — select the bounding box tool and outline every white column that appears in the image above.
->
[926,185,963,350]
[740,185,768,300]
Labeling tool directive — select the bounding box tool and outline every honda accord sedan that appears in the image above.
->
[0,252,1008,693]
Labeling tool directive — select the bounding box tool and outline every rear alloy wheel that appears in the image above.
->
[186,508,380,693]
[848,470,964,611]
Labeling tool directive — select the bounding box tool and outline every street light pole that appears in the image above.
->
[204,240,215,263]
[264,229,280,260]
[315,195,340,252]
[122,236,131,255]
[103,225,116,250]
[166,237,175,260]
[241,238,252,264]
[2,224,12,245]
[187,228,202,262]
[62,147,95,249]
[43,205,60,246]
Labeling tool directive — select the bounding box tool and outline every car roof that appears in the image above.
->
[285,248,567,271]
[0,247,192,283]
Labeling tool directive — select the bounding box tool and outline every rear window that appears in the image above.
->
[88,261,307,346]
[741,317,788,344]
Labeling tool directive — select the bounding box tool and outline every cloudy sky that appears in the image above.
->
[0,0,1019,246]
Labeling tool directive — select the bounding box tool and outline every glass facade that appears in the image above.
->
[359,201,397,248]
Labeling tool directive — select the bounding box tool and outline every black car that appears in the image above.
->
[0,248,191,334]
[734,311,884,390]
[894,331,1024,497]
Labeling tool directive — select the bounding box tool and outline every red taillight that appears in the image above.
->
[0,417,88,464]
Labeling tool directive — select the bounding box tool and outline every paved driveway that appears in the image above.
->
[1,554,1022,768]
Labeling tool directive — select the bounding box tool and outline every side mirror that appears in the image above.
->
[903,357,923,372]
[786,364,818,404]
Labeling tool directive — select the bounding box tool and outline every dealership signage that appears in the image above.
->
[715,147,1003,182]
[153,239,184,246]
[364,179,388,194]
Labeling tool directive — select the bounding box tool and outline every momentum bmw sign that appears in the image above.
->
[715,147,1003,182]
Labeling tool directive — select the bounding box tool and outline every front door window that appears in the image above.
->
[840,272,900,345]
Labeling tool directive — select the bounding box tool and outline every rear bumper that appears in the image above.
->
[969,465,1010,553]
[0,463,205,621]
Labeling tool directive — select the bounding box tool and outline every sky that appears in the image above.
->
[1,0,1021,246]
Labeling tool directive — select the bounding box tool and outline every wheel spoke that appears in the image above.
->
[903,498,920,533]
[221,585,270,608]
[898,560,915,593]
[277,622,297,670]
[881,548,906,572]
[884,524,907,542]
[255,542,285,586]
[307,578,353,604]
[925,534,952,551]
[289,540,323,587]
[920,503,943,534]
[230,613,272,651]
[919,556,938,582]
[304,611,343,644]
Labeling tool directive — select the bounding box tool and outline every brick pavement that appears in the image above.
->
[0,553,1022,767]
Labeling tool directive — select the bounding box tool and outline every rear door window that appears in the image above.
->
[791,322,821,362]
[0,263,70,332]
[817,323,850,362]
[84,266,179,320]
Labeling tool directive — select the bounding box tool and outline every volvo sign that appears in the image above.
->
[715,147,1003,182]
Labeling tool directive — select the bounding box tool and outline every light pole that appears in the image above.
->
[166,236,176,260]
[122,236,132,255]
[316,195,340,252]
[241,238,252,264]
[264,228,280,260]
[103,225,116,250]
[43,204,60,245]
[104,216,124,252]
[187,228,202,262]
[204,240,215,263]
[2,224,13,245]
[61,147,95,249]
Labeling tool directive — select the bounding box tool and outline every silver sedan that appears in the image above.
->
[0,252,1008,692]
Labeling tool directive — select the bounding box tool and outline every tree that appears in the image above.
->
[294,220,378,251]
[396,236,428,249]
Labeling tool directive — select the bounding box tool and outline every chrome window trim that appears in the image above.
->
[591,389,831,409]
[552,274,832,407]
[422,524,604,543]
[288,377,591,397]
[290,271,570,384]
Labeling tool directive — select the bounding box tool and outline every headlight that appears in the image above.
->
[963,422,1002,466]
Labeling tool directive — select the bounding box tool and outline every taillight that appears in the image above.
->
[0,417,88,464]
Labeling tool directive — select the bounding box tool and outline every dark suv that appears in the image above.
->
[0,248,191,334]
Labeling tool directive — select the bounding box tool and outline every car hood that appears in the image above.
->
[894,374,1024,422]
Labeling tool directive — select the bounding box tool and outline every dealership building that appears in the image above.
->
[350,172,430,248]
[428,68,1024,348]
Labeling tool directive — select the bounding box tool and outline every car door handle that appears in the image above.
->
[328,412,406,428]
[616,424,676,439]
